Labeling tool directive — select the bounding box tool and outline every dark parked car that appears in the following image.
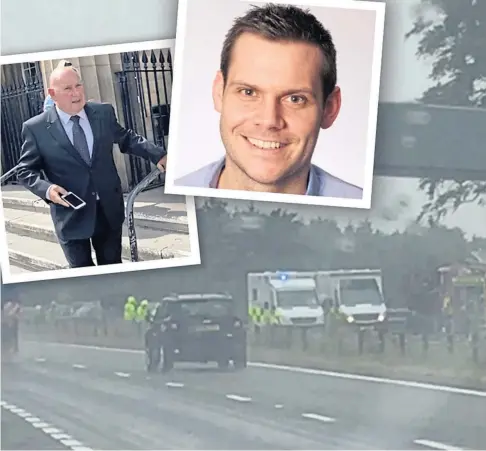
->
[145,293,247,372]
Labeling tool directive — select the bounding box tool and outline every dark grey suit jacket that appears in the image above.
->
[16,102,167,242]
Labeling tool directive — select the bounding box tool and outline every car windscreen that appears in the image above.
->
[339,278,383,306]
[276,290,319,308]
[170,299,233,318]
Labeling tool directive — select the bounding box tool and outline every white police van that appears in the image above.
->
[247,271,325,327]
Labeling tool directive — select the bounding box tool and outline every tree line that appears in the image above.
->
[6,197,485,314]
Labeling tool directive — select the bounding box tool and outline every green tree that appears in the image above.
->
[300,217,345,269]
[406,0,486,223]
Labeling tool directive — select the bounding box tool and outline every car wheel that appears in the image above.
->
[233,345,247,370]
[217,359,230,370]
[161,347,174,373]
[145,348,153,372]
[146,346,160,372]
[233,359,247,370]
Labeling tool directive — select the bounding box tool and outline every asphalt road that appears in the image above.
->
[2,341,485,450]
[1,405,69,450]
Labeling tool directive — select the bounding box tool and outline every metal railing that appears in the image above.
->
[115,49,172,190]
[1,74,45,180]
[19,310,486,379]
[125,167,165,262]
[0,164,20,185]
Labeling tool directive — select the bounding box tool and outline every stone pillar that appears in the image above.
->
[95,53,130,192]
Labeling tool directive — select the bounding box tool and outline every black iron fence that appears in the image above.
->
[1,50,173,191]
[1,74,45,185]
[115,49,173,191]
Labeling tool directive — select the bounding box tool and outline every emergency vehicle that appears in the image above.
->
[247,271,325,327]
[315,269,387,328]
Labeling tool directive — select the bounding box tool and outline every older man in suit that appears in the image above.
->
[16,64,168,268]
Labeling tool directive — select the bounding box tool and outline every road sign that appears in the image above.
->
[373,102,486,180]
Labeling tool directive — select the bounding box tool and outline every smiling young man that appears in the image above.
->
[176,3,363,198]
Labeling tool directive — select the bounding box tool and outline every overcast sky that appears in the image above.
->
[205,0,486,240]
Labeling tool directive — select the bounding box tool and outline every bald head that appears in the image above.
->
[48,66,86,115]
[49,66,80,89]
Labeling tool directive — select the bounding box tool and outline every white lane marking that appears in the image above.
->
[51,433,73,440]
[1,400,93,450]
[32,422,51,428]
[274,404,284,409]
[302,413,336,423]
[250,362,486,398]
[36,341,486,398]
[72,364,86,369]
[25,417,41,423]
[61,439,84,447]
[165,382,184,388]
[414,439,465,450]
[114,372,131,378]
[35,358,46,363]
[226,394,252,402]
[43,427,62,434]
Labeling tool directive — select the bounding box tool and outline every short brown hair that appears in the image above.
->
[220,3,337,100]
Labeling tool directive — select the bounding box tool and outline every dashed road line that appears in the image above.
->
[60,439,85,447]
[225,394,252,402]
[301,412,336,423]
[36,342,486,398]
[114,372,131,378]
[11,348,474,451]
[165,382,184,388]
[51,433,73,440]
[25,416,42,423]
[1,400,93,450]
[32,422,51,429]
[43,427,62,434]
[414,439,465,450]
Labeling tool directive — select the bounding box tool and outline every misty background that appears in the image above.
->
[2,0,485,309]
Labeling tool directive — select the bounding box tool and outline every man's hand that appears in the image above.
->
[47,184,70,207]
[157,155,167,172]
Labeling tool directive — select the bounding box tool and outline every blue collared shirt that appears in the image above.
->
[174,157,363,199]
[55,106,94,158]
[45,106,97,201]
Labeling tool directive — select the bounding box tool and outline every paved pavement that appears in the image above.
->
[2,341,485,450]
[1,184,189,223]
[1,184,194,277]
